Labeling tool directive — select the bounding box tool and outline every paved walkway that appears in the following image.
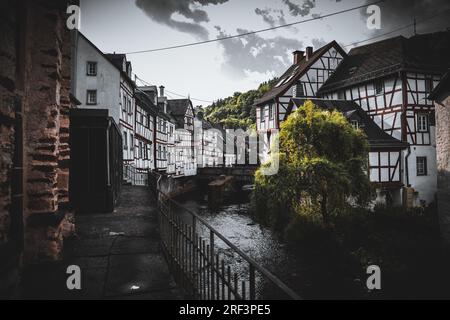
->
[21,186,183,299]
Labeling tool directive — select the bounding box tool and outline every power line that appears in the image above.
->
[343,9,450,48]
[134,73,214,104]
[125,0,384,55]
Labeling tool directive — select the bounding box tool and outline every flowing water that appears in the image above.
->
[173,194,367,299]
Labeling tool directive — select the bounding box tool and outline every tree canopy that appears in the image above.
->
[254,100,372,225]
[203,79,277,129]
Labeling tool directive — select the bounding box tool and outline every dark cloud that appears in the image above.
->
[282,0,316,17]
[135,0,228,39]
[361,0,450,37]
[215,26,303,78]
[255,8,287,27]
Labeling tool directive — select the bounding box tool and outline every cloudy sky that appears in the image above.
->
[79,0,450,106]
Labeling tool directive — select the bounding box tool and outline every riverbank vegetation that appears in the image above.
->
[252,100,446,298]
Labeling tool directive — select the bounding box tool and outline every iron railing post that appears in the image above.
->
[209,230,215,300]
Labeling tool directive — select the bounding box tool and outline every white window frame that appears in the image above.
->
[417,113,429,132]
[86,61,97,76]
[86,90,97,105]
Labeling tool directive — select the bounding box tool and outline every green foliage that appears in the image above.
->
[254,100,372,224]
[203,78,278,129]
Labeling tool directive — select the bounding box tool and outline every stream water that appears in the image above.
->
[173,193,367,299]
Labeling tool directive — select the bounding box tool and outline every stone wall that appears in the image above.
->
[436,95,450,254]
[21,0,76,264]
[0,0,17,246]
[0,0,76,296]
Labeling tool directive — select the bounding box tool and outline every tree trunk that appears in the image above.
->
[321,193,328,224]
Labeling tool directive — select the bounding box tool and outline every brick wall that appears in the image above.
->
[0,0,18,247]
[436,95,450,254]
[0,0,76,296]
[21,0,75,263]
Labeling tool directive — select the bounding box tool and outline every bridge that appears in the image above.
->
[196,165,258,183]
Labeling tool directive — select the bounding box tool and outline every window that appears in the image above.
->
[425,78,433,94]
[123,132,128,150]
[337,91,345,100]
[351,120,359,130]
[417,114,429,132]
[295,83,304,97]
[127,98,132,115]
[122,96,127,111]
[86,61,97,76]
[374,79,384,95]
[130,135,134,155]
[417,157,427,176]
[269,105,274,120]
[260,108,265,122]
[86,90,97,105]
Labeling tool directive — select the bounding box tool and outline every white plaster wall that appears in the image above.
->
[75,36,121,124]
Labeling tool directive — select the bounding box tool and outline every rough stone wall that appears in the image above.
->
[0,0,17,246]
[22,0,75,264]
[436,95,450,253]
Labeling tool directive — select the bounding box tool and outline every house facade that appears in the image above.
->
[194,117,224,168]
[318,32,450,205]
[255,32,450,206]
[429,71,450,253]
[168,99,197,176]
[134,90,156,185]
[254,42,347,162]
[74,33,136,163]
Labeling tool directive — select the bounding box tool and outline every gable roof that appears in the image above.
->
[77,33,136,88]
[254,41,347,106]
[135,90,157,116]
[289,98,408,149]
[167,99,194,127]
[429,70,450,100]
[319,30,450,93]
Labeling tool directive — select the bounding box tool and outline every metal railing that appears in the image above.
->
[123,164,148,186]
[156,190,301,300]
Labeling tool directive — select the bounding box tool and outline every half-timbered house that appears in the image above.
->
[254,42,347,161]
[194,117,224,168]
[134,90,156,184]
[318,31,450,205]
[104,53,136,164]
[288,98,408,204]
[168,99,197,177]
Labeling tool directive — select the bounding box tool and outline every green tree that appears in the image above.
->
[204,78,278,129]
[254,100,372,225]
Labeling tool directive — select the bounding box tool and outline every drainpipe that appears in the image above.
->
[401,71,411,188]
[405,146,411,187]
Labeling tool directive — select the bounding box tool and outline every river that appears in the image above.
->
[173,193,367,299]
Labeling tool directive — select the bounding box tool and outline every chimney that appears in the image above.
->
[305,46,313,61]
[159,85,165,97]
[293,50,305,64]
